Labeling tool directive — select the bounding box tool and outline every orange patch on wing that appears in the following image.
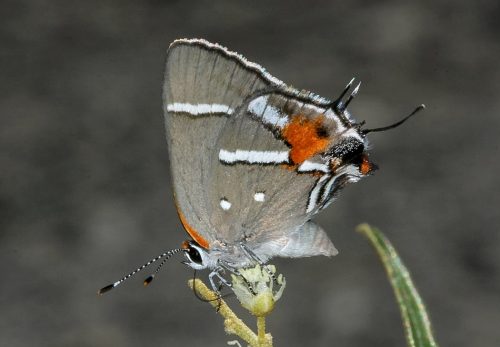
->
[176,206,210,249]
[282,115,330,164]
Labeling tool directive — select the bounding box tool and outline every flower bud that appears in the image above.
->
[231,264,286,317]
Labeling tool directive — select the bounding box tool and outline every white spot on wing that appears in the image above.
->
[298,160,330,173]
[220,198,232,210]
[247,95,267,115]
[248,96,288,128]
[167,103,233,115]
[219,149,289,164]
[254,192,265,202]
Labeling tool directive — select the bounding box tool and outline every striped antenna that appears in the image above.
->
[143,252,172,286]
[98,248,182,295]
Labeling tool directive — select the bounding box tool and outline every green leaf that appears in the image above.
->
[356,223,439,347]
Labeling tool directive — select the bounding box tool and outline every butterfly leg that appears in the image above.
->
[239,242,278,286]
[203,268,228,312]
[208,267,232,293]
[239,242,264,265]
[218,260,256,296]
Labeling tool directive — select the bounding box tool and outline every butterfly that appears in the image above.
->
[99,38,422,294]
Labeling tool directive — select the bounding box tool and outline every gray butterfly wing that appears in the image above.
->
[254,221,338,259]
[163,39,277,245]
[164,39,368,259]
[207,92,364,258]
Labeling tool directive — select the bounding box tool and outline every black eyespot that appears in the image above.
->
[316,125,329,138]
[187,246,203,264]
[330,138,364,162]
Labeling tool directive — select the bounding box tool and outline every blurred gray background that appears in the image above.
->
[1,1,499,346]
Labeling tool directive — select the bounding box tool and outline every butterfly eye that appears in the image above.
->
[182,241,210,270]
[187,246,203,264]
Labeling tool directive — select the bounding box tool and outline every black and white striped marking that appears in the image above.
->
[305,164,362,213]
[98,248,182,294]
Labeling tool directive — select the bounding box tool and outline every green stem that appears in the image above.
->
[188,279,258,346]
[257,316,266,346]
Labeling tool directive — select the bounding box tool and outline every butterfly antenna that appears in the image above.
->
[363,104,425,134]
[98,248,182,295]
[333,77,355,108]
[143,250,178,286]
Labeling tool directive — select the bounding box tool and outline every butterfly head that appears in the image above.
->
[181,240,214,270]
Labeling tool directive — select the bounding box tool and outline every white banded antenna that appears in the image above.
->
[98,248,182,294]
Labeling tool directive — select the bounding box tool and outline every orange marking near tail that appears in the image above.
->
[282,115,330,164]
[175,205,210,249]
